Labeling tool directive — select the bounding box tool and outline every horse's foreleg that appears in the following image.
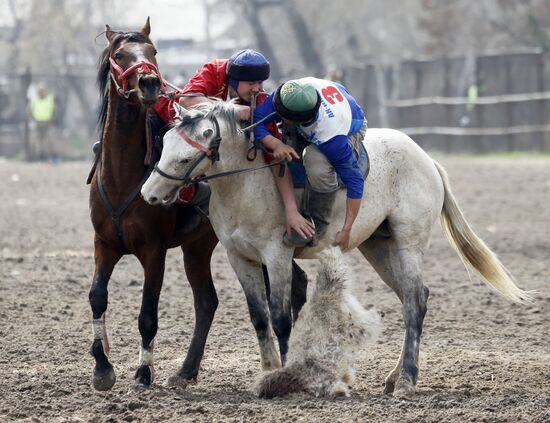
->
[166,234,218,388]
[359,237,429,398]
[89,238,122,391]
[134,248,167,387]
[228,252,281,370]
[265,259,293,365]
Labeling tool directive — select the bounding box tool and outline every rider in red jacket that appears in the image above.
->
[153,50,275,135]
[155,49,314,239]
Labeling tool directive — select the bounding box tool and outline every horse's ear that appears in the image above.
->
[141,17,151,37]
[105,25,115,43]
[173,102,189,121]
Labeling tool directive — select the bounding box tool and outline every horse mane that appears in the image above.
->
[96,31,152,134]
[176,101,241,138]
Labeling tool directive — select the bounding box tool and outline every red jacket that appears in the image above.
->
[154,59,278,203]
[153,59,279,140]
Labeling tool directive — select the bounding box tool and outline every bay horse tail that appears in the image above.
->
[433,160,533,304]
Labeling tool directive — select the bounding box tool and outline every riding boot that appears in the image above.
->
[283,189,338,247]
[307,189,338,246]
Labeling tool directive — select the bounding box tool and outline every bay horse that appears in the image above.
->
[141,102,532,397]
[88,19,219,390]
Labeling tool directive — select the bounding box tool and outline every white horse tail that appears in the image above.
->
[433,160,533,304]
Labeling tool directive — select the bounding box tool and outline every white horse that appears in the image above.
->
[141,102,531,397]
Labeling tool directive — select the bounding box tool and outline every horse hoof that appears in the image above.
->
[165,375,193,389]
[261,357,282,371]
[383,380,396,395]
[393,378,416,399]
[92,366,116,391]
[133,380,152,390]
[134,365,153,387]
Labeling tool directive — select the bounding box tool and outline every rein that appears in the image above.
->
[154,159,284,184]
[153,115,284,184]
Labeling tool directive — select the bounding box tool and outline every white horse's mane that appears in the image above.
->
[175,100,241,138]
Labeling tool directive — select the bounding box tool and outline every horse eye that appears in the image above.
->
[153,49,158,56]
[114,52,123,60]
[180,158,190,164]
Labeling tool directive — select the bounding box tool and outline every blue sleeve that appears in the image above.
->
[253,94,278,141]
[317,135,364,199]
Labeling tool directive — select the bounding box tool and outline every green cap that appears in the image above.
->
[279,81,318,112]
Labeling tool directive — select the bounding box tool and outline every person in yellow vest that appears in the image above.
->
[30,84,56,161]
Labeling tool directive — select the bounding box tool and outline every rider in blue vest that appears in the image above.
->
[254,77,367,250]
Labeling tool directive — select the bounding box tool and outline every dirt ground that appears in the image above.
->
[0,156,549,423]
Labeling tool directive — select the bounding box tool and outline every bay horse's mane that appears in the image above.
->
[96,31,152,133]
[176,101,240,138]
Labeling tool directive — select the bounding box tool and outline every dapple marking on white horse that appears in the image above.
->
[141,102,532,397]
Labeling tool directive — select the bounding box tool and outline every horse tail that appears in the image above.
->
[433,160,533,304]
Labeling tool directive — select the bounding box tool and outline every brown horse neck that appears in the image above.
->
[100,89,150,194]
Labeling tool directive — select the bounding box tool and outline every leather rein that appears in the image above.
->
[152,115,284,185]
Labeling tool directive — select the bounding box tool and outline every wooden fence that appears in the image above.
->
[345,51,550,153]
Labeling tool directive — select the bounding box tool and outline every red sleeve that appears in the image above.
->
[181,59,228,98]
[153,59,229,124]
[152,96,177,124]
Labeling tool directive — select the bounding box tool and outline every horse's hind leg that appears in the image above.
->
[89,237,121,391]
[228,251,281,370]
[166,233,219,388]
[134,247,167,387]
[358,235,430,398]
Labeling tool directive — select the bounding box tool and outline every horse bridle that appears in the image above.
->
[153,115,284,185]
[109,53,165,99]
[153,116,222,184]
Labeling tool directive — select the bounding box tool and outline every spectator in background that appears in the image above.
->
[460,77,478,127]
[29,83,57,162]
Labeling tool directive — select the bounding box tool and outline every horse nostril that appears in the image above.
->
[149,196,158,204]
[139,75,161,91]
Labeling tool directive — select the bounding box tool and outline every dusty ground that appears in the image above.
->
[0,156,549,423]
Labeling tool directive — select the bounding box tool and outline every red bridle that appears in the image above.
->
[175,125,214,157]
[109,55,165,98]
